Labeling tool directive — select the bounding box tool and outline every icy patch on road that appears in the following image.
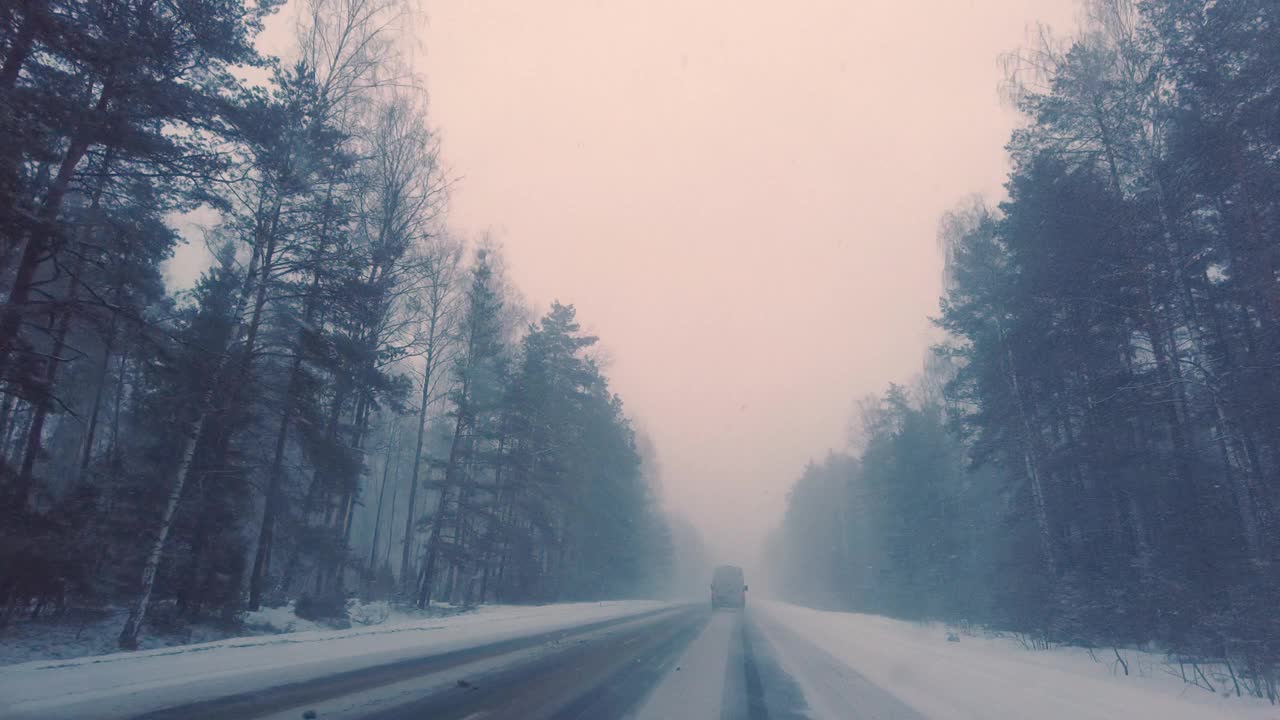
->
[0,601,668,720]
[759,601,1274,720]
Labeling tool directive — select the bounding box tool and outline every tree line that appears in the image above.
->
[767,0,1280,699]
[0,0,672,649]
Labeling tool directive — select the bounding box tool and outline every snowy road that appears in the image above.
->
[2,605,839,720]
[126,606,823,720]
[4,601,1270,719]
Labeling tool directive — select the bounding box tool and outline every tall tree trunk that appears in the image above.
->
[400,312,440,592]
[0,391,15,464]
[416,409,466,608]
[13,157,112,503]
[6,406,33,469]
[177,494,210,619]
[0,83,109,378]
[116,397,211,650]
[248,213,329,609]
[331,394,372,593]
[247,379,294,610]
[1232,146,1280,329]
[78,313,117,480]
[382,476,399,569]
[0,0,37,91]
[231,196,281,392]
[118,240,264,650]
[291,380,347,596]
[246,303,309,609]
[996,317,1057,576]
[0,1,39,271]
[108,349,127,460]
[13,235,89,508]
[368,431,396,571]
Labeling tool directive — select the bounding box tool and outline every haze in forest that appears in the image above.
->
[6,0,1280,700]
[166,0,1080,562]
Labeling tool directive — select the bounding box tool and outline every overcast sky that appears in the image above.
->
[417,0,1078,562]
[167,0,1080,565]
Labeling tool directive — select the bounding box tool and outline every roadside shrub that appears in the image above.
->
[294,592,347,621]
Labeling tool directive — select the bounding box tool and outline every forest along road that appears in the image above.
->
[110,604,919,720]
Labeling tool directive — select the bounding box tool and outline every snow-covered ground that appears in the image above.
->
[0,600,667,720]
[758,601,1277,720]
[0,600,466,667]
[243,599,467,635]
[0,608,235,668]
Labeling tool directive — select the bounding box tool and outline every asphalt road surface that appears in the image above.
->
[129,605,922,720]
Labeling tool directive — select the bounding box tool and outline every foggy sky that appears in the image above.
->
[165,0,1080,567]
[418,0,1077,563]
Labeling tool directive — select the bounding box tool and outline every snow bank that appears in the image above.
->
[0,600,463,667]
[241,598,464,635]
[759,601,1275,720]
[242,603,328,634]
[0,608,243,668]
[0,601,668,720]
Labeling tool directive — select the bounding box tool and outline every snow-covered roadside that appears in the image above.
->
[758,601,1276,720]
[0,600,465,667]
[242,598,467,635]
[0,608,239,668]
[0,601,669,720]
